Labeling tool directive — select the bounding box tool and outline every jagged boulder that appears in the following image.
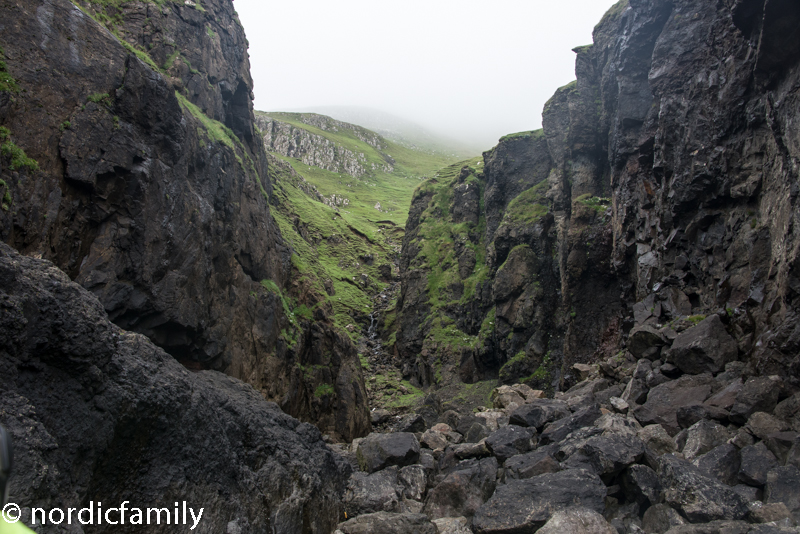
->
[540,404,602,445]
[0,244,350,534]
[730,377,782,425]
[343,467,402,516]
[634,374,714,435]
[739,442,780,487]
[508,399,571,429]
[423,457,497,520]
[536,508,617,534]
[663,316,738,375]
[337,512,436,534]
[658,455,749,522]
[504,447,561,480]
[485,425,537,463]
[357,433,420,473]
[472,469,607,533]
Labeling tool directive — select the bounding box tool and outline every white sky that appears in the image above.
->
[233,0,620,150]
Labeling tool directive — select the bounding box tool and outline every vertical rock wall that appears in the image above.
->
[396,0,800,391]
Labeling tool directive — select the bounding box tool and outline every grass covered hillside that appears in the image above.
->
[258,111,467,343]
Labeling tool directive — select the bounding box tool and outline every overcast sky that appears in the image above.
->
[233,0,621,150]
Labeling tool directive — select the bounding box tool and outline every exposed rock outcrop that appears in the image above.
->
[0,0,368,440]
[0,243,350,534]
[396,0,800,395]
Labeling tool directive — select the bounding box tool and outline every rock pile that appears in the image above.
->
[334,315,800,533]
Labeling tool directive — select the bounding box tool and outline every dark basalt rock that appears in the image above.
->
[621,464,663,507]
[472,469,607,533]
[484,425,537,463]
[503,447,561,480]
[739,442,780,487]
[540,404,602,445]
[730,377,783,425]
[508,399,571,429]
[0,243,349,534]
[692,443,741,487]
[422,457,497,520]
[356,433,421,474]
[658,455,749,522]
[343,467,402,517]
[663,315,738,375]
[634,374,714,435]
[764,466,800,522]
[337,512,437,534]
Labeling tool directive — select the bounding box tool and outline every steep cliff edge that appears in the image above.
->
[396,0,800,394]
[0,0,368,440]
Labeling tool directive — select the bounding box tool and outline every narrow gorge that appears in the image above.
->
[1,0,800,533]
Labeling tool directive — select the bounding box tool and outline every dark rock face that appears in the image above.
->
[356,433,421,473]
[396,0,800,397]
[337,512,437,534]
[0,0,369,440]
[508,399,571,429]
[658,455,749,522]
[472,469,607,533]
[0,243,349,534]
[664,316,738,375]
[422,457,497,520]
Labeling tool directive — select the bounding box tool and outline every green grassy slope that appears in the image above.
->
[261,112,470,341]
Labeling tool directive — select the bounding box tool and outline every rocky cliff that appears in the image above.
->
[396,0,800,393]
[257,112,395,177]
[0,0,368,440]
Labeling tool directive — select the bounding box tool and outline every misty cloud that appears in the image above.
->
[234,0,621,151]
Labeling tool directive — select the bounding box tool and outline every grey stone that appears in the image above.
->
[677,403,730,429]
[682,420,732,461]
[628,325,668,360]
[464,423,491,444]
[395,414,427,434]
[485,425,537,463]
[472,469,607,533]
[621,464,662,506]
[739,442,780,487]
[663,315,738,375]
[536,507,617,534]
[764,432,799,464]
[421,429,449,451]
[775,393,800,433]
[432,516,472,534]
[765,466,800,522]
[337,512,436,534]
[372,409,392,425]
[633,374,714,435]
[399,465,428,501]
[540,404,602,445]
[423,457,497,520]
[504,447,561,480]
[693,443,741,486]
[451,440,491,460]
[344,467,401,516]
[747,412,789,441]
[508,399,570,429]
[639,424,679,457]
[705,379,744,411]
[658,454,749,522]
[642,503,687,534]
[357,432,421,473]
[730,377,782,425]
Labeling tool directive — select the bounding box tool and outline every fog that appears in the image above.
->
[233,0,621,151]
